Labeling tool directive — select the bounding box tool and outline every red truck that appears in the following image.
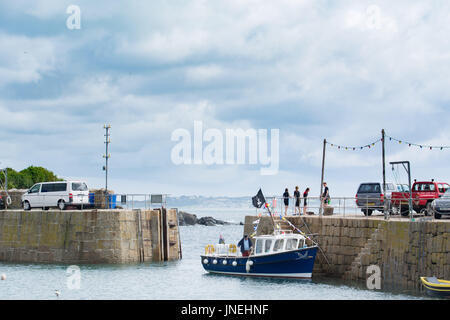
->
[390,180,450,216]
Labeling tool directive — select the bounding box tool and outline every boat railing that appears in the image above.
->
[204,244,240,257]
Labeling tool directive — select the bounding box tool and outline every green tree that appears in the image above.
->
[0,166,62,189]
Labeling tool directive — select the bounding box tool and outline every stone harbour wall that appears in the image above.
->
[0,208,181,264]
[244,215,450,292]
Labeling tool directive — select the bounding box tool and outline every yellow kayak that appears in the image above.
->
[420,277,450,298]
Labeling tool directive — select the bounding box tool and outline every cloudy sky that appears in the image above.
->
[1,1,450,197]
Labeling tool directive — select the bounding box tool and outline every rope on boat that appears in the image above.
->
[282,216,332,269]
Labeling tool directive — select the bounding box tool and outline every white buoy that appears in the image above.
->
[248,260,254,266]
[212,259,218,265]
[223,260,227,265]
[1,274,6,280]
[55,290,60,297]
[232,261,237,267]
[203,259,209,264]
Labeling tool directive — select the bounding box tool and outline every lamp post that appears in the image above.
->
[103,124,111,195]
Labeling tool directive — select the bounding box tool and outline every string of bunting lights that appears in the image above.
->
[326,138,382,151]
[385,134,450,151]
[326,133,450,151]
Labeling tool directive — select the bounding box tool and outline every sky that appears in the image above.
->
[1,0,450,197]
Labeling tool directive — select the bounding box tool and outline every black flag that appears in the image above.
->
[252,189,266,208]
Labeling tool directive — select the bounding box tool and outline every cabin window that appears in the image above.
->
[298,239,305,248]
[273,239,284,252]
[255,240,263,254]
[286,239,298,250]
[438,184,449,193]
[414,183,435,192]
[264,240,272,253]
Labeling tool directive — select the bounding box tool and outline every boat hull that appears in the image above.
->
[201,246,318,279]
[420,277,450,298]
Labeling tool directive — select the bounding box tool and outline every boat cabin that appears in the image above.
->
[252,233,309,256]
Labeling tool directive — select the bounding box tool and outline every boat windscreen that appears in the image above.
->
[286,239,298,250]
[273,239,284,252]
[264,240,272,253]
[255,240,263,254]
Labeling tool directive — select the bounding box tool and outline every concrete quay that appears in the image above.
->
[0,209,181,264]
[244,215,450,292]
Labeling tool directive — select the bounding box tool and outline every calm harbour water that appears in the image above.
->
[0,207,430,300]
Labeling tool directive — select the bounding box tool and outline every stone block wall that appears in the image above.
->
[0,209,181,264]
[244,215,450,292]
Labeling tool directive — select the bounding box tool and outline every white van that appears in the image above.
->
[22,181,90,210]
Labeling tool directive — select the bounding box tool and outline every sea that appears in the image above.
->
[0,206,434,300]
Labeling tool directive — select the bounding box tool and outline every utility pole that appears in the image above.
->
[319,139,326,216]
[382,129,387,219]
[103,124,111,194]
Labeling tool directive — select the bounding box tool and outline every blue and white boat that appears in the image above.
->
[201,232,318,279]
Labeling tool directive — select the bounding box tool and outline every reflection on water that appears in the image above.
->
[0,207,431,300]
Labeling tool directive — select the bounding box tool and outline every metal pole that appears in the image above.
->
[104,124,111,193]
[407,161,413,221]
[382,129,387,220]
[319,139,326,216]
[103,124,111,208]
[390,161,413,221]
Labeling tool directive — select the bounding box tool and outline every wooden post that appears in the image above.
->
[319,139,326,216]
[161,207,169,261]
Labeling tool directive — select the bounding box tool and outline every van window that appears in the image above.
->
[72,182,88,191]
[41,184,53,193]
[29,184,40,193]
[358,184,381,193]
[52,183,67,192]
[264,240,272,253]
[255,240,263,254]
[41,183,67,192]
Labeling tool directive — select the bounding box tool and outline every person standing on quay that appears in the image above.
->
[283,188,290,216]
[294,186,301,215]
[322,182,330,207]
[303,187,310,215]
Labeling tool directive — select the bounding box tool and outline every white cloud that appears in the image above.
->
[1,1,450,195]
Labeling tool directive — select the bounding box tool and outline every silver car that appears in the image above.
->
[431,189,450,219]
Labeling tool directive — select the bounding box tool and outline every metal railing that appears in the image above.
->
[259,195,440,219]
[18,193,168,211]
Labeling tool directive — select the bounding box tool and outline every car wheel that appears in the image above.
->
[390,206,399,215]
[23,201,31,211]
[400,206,410,217]
[58,200,66,210]
[362,209,373,216]
[435,212,442,220]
